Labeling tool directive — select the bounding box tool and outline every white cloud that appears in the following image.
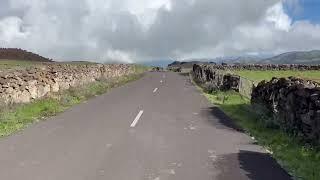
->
[0,16,27,42]
[103,49,135,63]
[266,2,292,31]
[0,0,320,62]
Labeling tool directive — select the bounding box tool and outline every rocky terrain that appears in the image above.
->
[170,61,320,72]
[0,63,134,105]
[0,48,52,62]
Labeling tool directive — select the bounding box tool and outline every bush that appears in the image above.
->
[203,82,218,94]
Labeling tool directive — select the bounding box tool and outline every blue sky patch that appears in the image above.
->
[284,0,320,23]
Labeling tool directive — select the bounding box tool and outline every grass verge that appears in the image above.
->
[191,75,320,180]
[0,70,145,137]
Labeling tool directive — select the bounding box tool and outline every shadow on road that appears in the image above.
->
[201,106,244,132]
[215,150,292,180]
[201,106,292,179]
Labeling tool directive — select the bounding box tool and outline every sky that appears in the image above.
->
[284,0,320,23]
[0,0,320,63]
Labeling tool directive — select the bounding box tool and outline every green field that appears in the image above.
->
[234,70,320,83]
[0,60,40,70]
[0,59,98,69]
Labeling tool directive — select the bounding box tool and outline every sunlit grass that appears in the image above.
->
[0,68,146,137]
[235,70,320,83]
[0,59,40,70]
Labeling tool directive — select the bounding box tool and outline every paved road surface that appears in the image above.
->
[0,72,291,180]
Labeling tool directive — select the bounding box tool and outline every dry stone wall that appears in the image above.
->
[252,77,320,143]
[0,63,134,105]
[192,63,320,143]
[192,64,240,92]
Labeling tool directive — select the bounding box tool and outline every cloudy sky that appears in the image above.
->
[0,0,320,63]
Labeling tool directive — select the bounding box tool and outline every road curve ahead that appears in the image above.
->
[0,72,291,180]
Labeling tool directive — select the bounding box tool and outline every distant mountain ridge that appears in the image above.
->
[169,50,320,67]
[0,48,52,62]
[262,50,320,64]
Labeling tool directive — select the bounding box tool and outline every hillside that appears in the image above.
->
[170,50,320,66]
[263,50,320,64]
[0,48,52,62]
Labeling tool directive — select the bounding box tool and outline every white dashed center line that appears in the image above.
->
[130,110,144,127]
[153,88,158,93]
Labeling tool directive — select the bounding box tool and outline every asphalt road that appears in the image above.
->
[0,72,291,180]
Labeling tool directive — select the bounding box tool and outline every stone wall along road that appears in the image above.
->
[252,77,320,144]
[0,63,134,105]
[192,63,320,144]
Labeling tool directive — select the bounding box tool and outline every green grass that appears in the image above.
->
[0,60,40,70]
[0,69,145,137]
[203,90,320,180]
[234,70,320,83]
[0,99,63,136]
